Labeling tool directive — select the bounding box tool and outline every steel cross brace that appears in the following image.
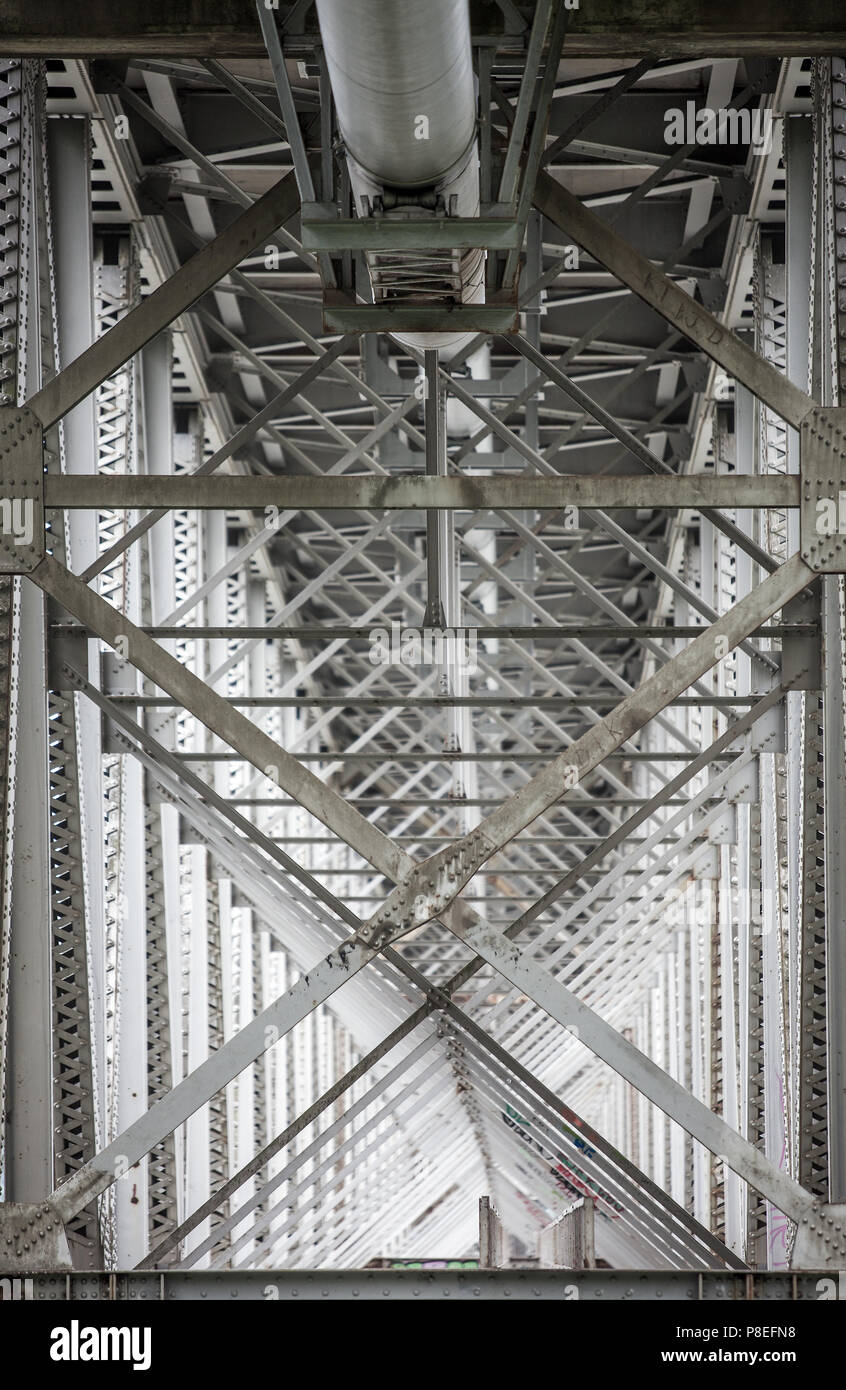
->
[1,519,777,1239]
[4,132,846,1266]
[27,539,839,1265]
[61,660,672,1248]
[354,555,810,953]
[533,169,813,429]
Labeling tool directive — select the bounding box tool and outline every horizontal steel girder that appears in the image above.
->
[13,1269,846,1300]
[42,473,799,510]
[321,298,518,334]
[300,210,521,251]
[3,1,846,56]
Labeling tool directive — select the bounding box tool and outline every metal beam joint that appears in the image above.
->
[800,407,846,570]
[0,406,43,572]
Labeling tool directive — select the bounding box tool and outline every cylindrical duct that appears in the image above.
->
[315,0,476,189]
[315,0,484,358]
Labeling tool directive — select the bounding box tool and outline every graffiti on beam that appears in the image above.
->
[501,1105,624,1216]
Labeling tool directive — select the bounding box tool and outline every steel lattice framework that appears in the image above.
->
[2,2,846,1287]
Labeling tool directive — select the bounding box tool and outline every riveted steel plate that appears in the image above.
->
[0,1201,72,1272]
[0,405,44,573]
[800,407,846,572]
[791,1203,846,1268]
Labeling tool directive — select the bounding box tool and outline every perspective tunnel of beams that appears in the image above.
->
[29,29,818,1265]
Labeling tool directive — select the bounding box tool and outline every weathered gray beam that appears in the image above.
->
[301,212,520,252]
[322,297,518,334]
[53,624,807,641]
[44,472,798,510]
[501,0,570,286]
[30,553,403,881]
[104,694,764,708]
[533,170,816,430]
[15,1268,838,1298]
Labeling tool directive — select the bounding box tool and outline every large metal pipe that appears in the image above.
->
[315,0,484,357]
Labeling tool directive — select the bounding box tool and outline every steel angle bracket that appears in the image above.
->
[355,831,496,951]
[800,406,846,571]
[0,406,44,573]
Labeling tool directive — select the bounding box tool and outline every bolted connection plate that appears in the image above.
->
[800,407,846,572]
[791,1203,846,1268]
[0,1202,72,1272]
[0,406,44,574]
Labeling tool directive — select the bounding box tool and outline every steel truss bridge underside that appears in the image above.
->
[2,1,846,1296]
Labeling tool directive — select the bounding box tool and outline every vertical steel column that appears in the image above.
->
[0,58,21,1202]
[754,233,792,1268]
[821,571,846,1201]
[183,843,211,1263]
[205,509,232,1260]
[45,108,104,1269]
[139,330,180,1247]
[423,349,445,628]
[821,57,846,1204]
[6,580,52,1200]
[4,62,52,1205]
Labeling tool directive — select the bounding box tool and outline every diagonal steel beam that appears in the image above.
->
[32,534,817,1230]
[201,59,288,141]
[49,608,767,1262]
[446,909,813,1227]
[31,553,402,880]
[461,685,793,1019]
[349,555,810,965]
[204,1049,448,1270]
[533,169,815,428]
[27,174,300,430]
[541,56,654,167]
[502,1,571,286]
[72,691,724,1270]
[510,332,779,575]
[497,0,555,206]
